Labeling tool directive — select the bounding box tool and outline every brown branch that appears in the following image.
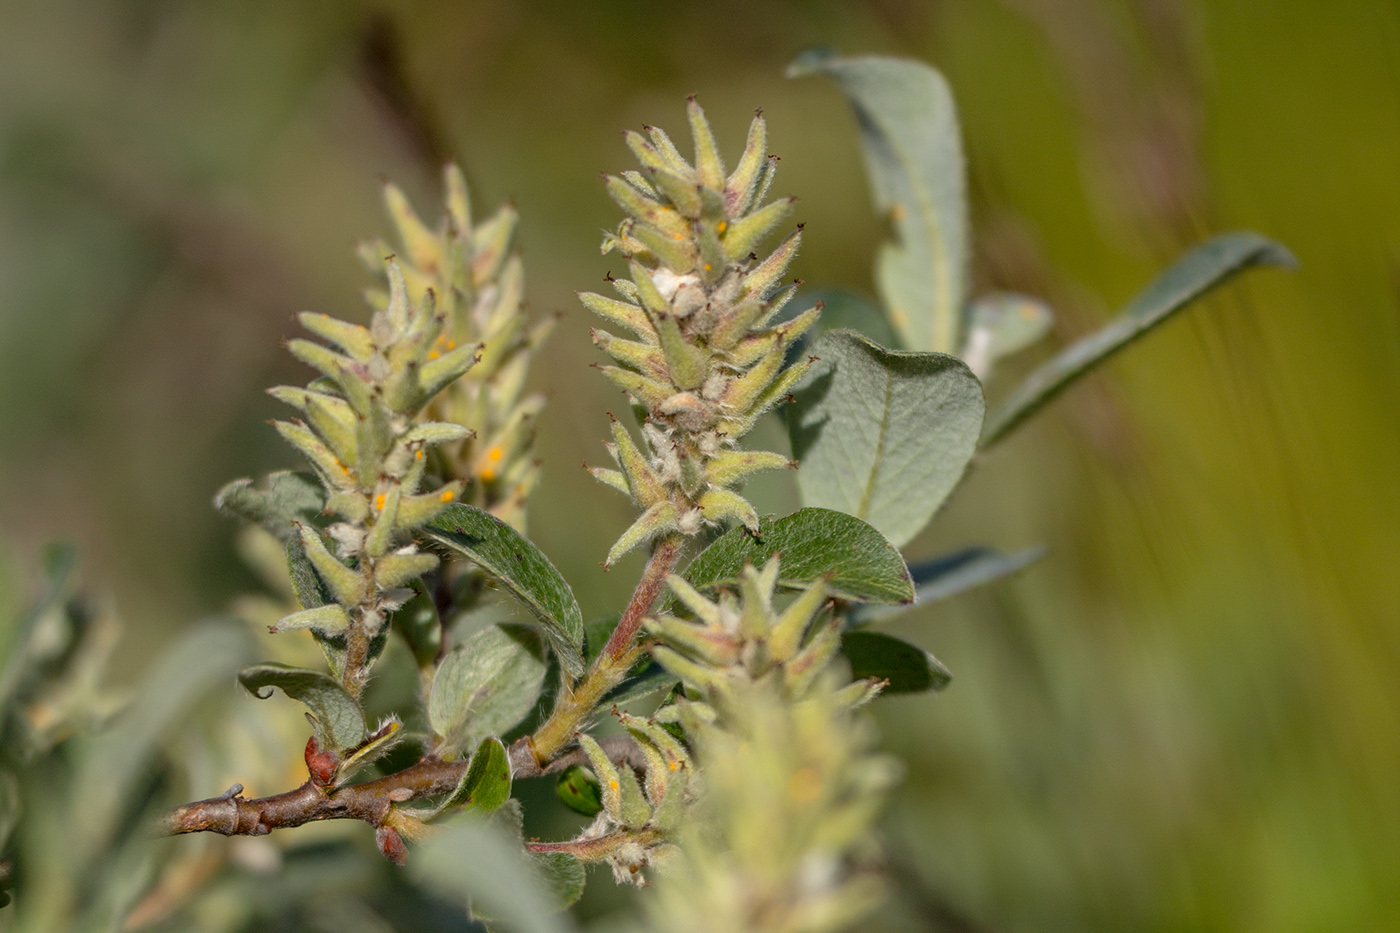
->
[161,735,643,838]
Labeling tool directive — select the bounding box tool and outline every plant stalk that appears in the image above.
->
[529,534,682,763]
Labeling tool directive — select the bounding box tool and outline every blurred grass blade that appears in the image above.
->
[239,662,366,751]
[981,232,1295,447]
[789,50,968,353]
[841,629,952,693]
[425,504,585,677]
[852,545,1045,624]
[684,507,914,604]
[789,330,984,547]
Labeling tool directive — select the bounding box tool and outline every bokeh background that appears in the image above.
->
[2,1,1397,929]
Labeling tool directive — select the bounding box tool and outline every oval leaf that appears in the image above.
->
[789,330,985,547]
[238,663,365,751]
[963,292,1054,380]
[841,629,951,693]
[685,507,913,604]
[431,736,511,819]
[981,232,1295,446]
[555,765,604,817]
[424,504,585,677]
[429,624,547,755]
[789,50,968,353]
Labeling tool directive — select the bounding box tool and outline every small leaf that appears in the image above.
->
[851,545,1045,624]
[555,765,604,817]
[214,471,325,541]
[424,504,585,677]
[430,736,512,819]
[338,719,406,780]
[789,330,984,547]
[981,232,1295,446]
[789,50,968,353]
[239,663,366,751]
[840,629,951,693]
[530,852,586,911]
[963,292,1054,379]
[428,624,546,755]
[684,507,913,604]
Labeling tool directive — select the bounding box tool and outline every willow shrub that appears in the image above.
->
[0,51,1289,933]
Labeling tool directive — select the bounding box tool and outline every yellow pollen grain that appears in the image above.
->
[374,494,387,511]
[427,349,440,360]
[704,263,712,271]
[668,760,679,771]
[446,339,456,349]
[480,468,496,482]
[717,221,727,233]
[439,488,455,502]
[415,449,424,460]
[488,446,503,462]
[609,780,619,791]
[672,232,684,240]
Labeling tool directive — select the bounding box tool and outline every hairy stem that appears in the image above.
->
[529,534,683,763]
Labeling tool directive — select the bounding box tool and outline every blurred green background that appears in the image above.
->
[1,0,1396,929]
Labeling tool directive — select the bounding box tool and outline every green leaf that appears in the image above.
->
[555,765,604,817]
[413,816,578,933]
[685,507,913,604]
[851,545,1044,624]
[424,504,585,677]
[239,663,366,751]
[215,470,325,541]
[789,330,984,547]
[963,292,1054,379]
[981,232,1295,446]
[430,736,511,819]
[428,624,547,755]
[841,629,951,693]
[530,852,586,911]
[789,50,968,353]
